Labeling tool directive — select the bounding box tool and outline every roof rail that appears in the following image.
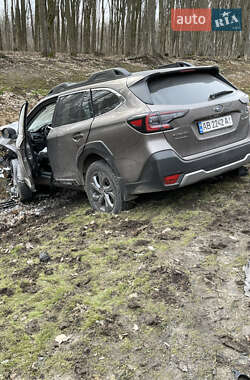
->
[85,67,131,84]
[47,82,77,95]
[48,67,131,96]
[157,61,193,69]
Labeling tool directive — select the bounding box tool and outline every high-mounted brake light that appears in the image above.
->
[180,69,196,73]
[128,111,187,133]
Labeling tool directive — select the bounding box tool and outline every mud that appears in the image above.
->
[0,53,249,380]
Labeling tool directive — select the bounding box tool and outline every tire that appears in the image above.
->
[10,160,33,202]
[85,160,124,213]
[16,181,33,202]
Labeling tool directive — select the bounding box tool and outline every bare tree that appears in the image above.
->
[47,0,57,57]
[15,0,23,50]
[20,0,27,50]
[65,0,80,56]
[0,25,3,51]
[40,0,49,56]
[0,0,248,59]
[34,0,41,51]
[28,0,35,47]
[11,0,17,51]
[4,0,11,50]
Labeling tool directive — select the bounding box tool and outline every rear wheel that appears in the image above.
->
[85,160,124,213]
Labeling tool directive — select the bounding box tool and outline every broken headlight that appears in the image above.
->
[1,127,17,139]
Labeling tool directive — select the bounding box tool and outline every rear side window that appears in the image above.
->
[53,91,92,127]
[148,72,234,105]
[92,90,121,116]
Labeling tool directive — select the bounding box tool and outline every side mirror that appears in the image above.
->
[1,127,17,139]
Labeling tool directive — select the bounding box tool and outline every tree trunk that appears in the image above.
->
[83,0,91,53]
[60,0,67,52]
[47,0,56,57]
[20,0,27,50]
[91,0,97,53]
[11,0,17,51]
[159,0,166,56]
[240,0,250,59]
[148,0,156,55]
[28,0,35,48]
[56,0,61,51]
[34,0,40,51]
[124,0,131,56]
[100,0,105,53]
[15,0,23,50]
[0,25,3,51]
[65,0,79,56]
[79,0,84,52]
[40,0,49,56]
[4,0,11,50]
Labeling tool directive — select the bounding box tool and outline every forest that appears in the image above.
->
[0,0,249,59]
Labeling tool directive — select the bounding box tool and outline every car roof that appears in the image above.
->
[42,62,220,103]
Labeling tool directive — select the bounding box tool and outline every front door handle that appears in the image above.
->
[72,133,84,142]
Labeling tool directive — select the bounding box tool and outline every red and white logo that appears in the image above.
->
[171,8,211,31]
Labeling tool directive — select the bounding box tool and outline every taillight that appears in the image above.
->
[128,111,187,133]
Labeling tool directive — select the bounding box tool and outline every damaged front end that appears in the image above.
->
[0,122,20,195]
[0,104,35,201]
[0,145,16,181]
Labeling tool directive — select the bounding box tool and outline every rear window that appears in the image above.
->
[148,72,234,105]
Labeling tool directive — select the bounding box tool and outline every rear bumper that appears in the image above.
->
[125,141,250,195]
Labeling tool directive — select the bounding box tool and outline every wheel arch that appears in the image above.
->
[77,141,120,184]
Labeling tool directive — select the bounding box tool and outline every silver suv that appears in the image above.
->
[0,62,250,213]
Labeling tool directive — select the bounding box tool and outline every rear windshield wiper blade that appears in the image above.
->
[209,90,234,100]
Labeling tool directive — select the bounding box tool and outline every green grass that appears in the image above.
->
[0,54,250,378]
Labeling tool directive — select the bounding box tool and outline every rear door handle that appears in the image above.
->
[72,133,84,142]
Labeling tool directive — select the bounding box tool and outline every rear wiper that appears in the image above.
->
[208,90,233,100]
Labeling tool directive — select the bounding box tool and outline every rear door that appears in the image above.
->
[146,71,249,157]
[47,90,93,184]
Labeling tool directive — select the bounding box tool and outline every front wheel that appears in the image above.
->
[16,181,33,202]
[10,159,33,202]
[85,160,124,213]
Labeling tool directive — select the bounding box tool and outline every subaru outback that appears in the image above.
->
[0,61,249,213]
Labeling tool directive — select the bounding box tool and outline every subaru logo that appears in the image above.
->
[214,104,223,113]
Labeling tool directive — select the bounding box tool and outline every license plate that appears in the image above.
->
[198,115,233,134]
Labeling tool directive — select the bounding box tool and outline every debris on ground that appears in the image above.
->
[243,260,250,297]
[219,335,249,354]
[0,199,16,210]
[54,334,70,346]
[39,252,51,263]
